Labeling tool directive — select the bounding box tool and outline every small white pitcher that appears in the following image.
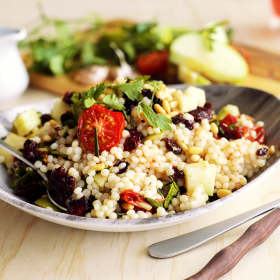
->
[0,27,29,101]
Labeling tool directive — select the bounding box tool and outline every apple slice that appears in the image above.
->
[170,33,249,85]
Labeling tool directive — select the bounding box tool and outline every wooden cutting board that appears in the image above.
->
[28,44,280,98]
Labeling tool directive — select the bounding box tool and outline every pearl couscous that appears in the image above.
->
[0,76,275,220]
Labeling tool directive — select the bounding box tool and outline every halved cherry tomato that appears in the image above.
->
[120,190,152,211]
[136,50,169,75]
[242,126,266,144]
[219,114,239,126]
[78,104,125,152]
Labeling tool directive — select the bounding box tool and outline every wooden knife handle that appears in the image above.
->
[185,208,280,280]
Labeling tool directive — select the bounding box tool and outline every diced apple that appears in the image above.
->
[184,161,216,196]
[177,94,197,113]
[94,173,108,188]
[0,133,26,168]
[13,109,41,136]
[51,98,70,121]
[216,104,240,120]
[183,86,206,107]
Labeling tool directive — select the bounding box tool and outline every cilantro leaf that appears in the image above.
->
[138,102,172,131]
[112,79,143,101]
[138,102,158,127]
[84,97,96,108]
[98,94,125,111]
[157,114,172,131]
[94,83,110,100]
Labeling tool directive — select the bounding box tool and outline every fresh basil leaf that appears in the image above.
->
[84,97,96,108]
[112,79,143,101]
[164,178,179,209]
[98,94,125,111]
[156,114,172,131]
[145,198,164,208]
[35,197,63,212]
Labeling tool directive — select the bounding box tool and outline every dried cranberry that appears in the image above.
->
[142,88,153,99]
[49,167,75,207]
[62,91,79,104]
[256,148,268,156]
[67,196,91,216]
[218,124,242,141]
[15,181,45,200]
[40,114,52,125]
[165,139,182,155]
[114,160,130,174]
[179,186,187,195]
[60,111,74,124]
[86,195,95,212]
[124,128,142,152]
[124,98,139,115]
[23,139,39,162]
[189,103,213,122]
[171,114,194,130]
[171,166,184,181]
[152,97,162,110]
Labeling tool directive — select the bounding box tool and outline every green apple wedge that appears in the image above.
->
[170,33,249,85]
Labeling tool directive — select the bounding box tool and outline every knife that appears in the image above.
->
[148,199,280,279]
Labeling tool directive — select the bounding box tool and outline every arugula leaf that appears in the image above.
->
[138,102,172,131]
[11,169,39,189]
[164,178,179,208]
[46,147,68,158]
[211,119,219,127]
[97,94,125,111]
[145,198,164,208]
[35,197,63,212]
[112,79,143,101]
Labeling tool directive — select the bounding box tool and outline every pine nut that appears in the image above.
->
[121,202,134,211]
[162,100,171,113]
[210,122,219,135]
[42,135,52,142]
[169,101,178,108]
[49,120,57,126]
[159,83,166,89]
[189,146,203,155]
[165,96,173,102]
[156,90,164,98]
[269,145,275,154]
[167,111,179,118]
[217,189,232,198]
[177,141,188,152]
[91,163,105,171]
[135,201,153,211]
[191,154,200,162]
[171,90,182,97]
[154,104,166,114]
[143,84,155,91]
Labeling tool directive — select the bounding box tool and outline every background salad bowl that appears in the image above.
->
[0,85,280,232]
[0,26,29,101]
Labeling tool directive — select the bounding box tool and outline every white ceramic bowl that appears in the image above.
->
[0,85,280,232]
